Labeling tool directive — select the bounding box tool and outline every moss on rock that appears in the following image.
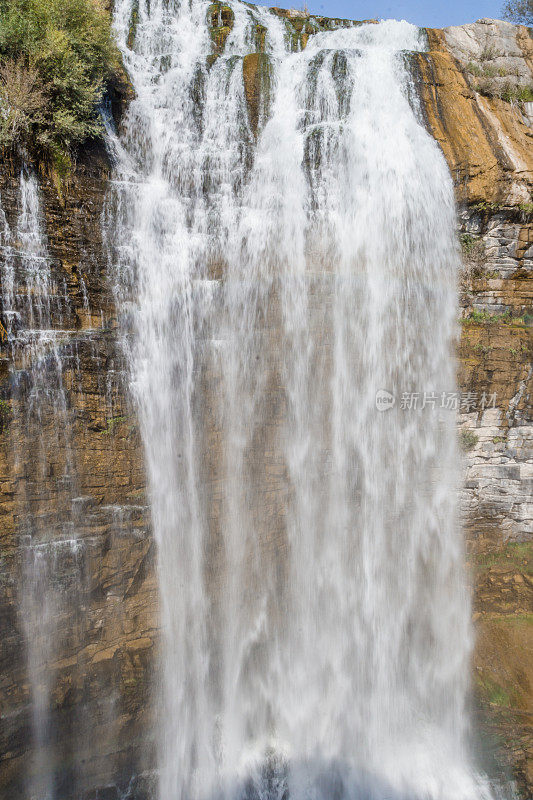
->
[253,23,267,53]
[206,2,235,61]
[127,0,139,50]
[242,52,272,136]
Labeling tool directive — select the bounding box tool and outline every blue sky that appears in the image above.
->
[259,0,504,28]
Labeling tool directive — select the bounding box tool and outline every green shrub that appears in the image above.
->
[479,44,499,62]
[0,57,47,144]
[476,674,512,707]
[481,64,497,78]
[0,0,121,174]
[460,232,481,255]
[466,61,483,77]
[467,55,533,104]
[460,429,479,451]
[460,233,486,283]
[501,82,533,102]
[462,308,528,326]
[473,341,493,354]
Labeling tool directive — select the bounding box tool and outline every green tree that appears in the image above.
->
[502,0,533,24]
[0,0,121,173]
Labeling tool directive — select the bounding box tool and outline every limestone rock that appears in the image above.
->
[412,26,533,205]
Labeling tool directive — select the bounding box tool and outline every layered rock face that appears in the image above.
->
[0,11,531,800]
[413,20,532,793]
[0,155,156,799]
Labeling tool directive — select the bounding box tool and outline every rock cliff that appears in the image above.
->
[0,11,531,800]
[414,20,532,793]
[0,153,156,799]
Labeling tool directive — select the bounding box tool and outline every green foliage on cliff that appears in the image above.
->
[476,673,513,707]
[0,0,121,174]
[459,428,478,451]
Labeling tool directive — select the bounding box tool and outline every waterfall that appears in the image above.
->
[106,3,502,799]
[0,172,89,800]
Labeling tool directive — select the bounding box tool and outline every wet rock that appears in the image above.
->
[0,156,155,800]
[207,2,235,57]
[242,53,272,136]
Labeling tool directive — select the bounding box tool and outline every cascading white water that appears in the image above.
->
[107,3,504,799]
[0,173,87,800]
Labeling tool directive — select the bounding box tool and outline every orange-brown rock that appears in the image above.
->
[0,154,156,800]
[413,28,533,205]
[242,53,272,136]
